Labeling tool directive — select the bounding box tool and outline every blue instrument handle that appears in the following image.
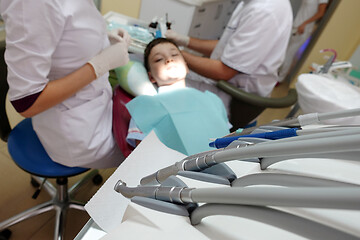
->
[209,128,299,149]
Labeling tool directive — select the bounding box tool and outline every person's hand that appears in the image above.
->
[88,41,129,78]
[108,28,132,48]
[165,29,190,47]
[297,23,306,35]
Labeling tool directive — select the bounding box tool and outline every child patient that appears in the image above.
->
[126,38,231,155]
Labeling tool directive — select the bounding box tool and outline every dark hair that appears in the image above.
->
[144,38,180,72]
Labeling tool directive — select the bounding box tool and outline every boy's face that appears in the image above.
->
[148,43,188,87]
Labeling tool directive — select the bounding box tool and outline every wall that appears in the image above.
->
[101,0,141,18]
[290,0,360,88]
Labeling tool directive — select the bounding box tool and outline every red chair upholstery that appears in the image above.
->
[112,86,135,158]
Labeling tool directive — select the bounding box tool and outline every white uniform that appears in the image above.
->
[1,0,123,168]
[278,0,329,82]
[186,0,293,114]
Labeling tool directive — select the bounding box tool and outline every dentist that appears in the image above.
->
[166,0,293,116]
[1,0,130,168]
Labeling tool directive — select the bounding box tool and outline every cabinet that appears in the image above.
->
[139,0,240,40]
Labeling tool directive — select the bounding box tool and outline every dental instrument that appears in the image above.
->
[210,125,360,149]
[166,13,172,30]
[227,108,360,136]
[231,172,359,187]
[190,204,359,240]
[209,127,299,148]
[115,181,360,210]
[115,183,360,239]
[140,133,360,185]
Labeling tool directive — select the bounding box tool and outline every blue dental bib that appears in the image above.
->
[126,88,229,155]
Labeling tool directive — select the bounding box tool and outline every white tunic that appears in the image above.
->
[1,0,123,168]
[186,0,293,114]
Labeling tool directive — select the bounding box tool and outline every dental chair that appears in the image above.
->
[112,85,134,158]
[216,81,298,131]
[111,60,157,158]
[0,41,103,240]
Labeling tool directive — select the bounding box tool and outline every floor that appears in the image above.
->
[0,81,294,240]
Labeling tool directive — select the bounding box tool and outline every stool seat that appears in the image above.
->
[7,118,88,178]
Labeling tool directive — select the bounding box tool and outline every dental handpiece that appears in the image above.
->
[140,149,222,185]
[140,133,360,185]
[114,180,360,210]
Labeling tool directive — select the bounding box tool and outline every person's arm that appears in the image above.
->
[187,38,218,57]
[297,3,328,34]
[20,64,96,118]
[181,51,238,81]
[165,30,217,57]
[3,0,130,118]
[19,40,129,118]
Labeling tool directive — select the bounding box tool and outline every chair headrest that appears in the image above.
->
[114,60,157,97]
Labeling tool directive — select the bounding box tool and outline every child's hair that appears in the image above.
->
[144,38,180,72]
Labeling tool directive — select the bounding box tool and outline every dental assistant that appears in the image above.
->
[278,0,328,83]
[1,0,130,168]
[166,0,293,115]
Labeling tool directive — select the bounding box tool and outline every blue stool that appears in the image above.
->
[0,41,102,240]
[0,119,102,240]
